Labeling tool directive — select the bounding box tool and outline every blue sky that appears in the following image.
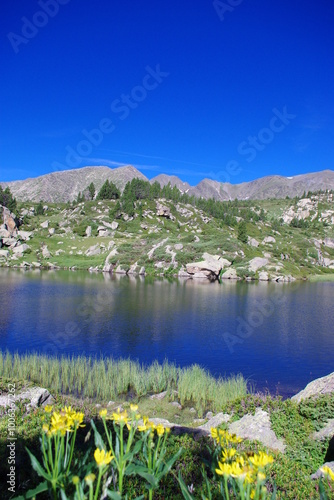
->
[1,0,334,186]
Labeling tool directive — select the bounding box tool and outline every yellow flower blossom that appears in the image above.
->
[94,448,114,468]
[249,451,274,468]
[216,461,232,476]
[130,404,138,412]
[72,476,80,485]
[211,428,218,439]
[99,409,108,418]
[112,408,129,424]
[320,466,334,481]
[156,424,165,436]
[44,405,53,413]
[221,448,237,461]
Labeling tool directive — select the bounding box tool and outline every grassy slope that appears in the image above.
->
[1,193,334,280]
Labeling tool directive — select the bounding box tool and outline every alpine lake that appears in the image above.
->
[0,268,333,398]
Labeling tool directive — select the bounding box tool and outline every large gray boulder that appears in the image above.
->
[248,257,269,272]
[12,243,30,254]
[228,408,285,452]
[291,372,334,403]
[186,253,230,279]
[85,244,101,257]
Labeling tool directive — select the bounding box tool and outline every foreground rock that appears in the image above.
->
[312,420,334,441]
[291,372,334,403]
[228,408,286,452]
[0,386,54,410]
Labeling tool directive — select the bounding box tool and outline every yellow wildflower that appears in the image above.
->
[249,451,274,468]
[156,424,165,437]
[130,404,138,412]
[112,408,128,424]
[84,473,96,485]
[216,461,232,476]
[99,409,108,418]
[72,476,80,485]
[44,405,53,413]
[221,448,237,461]
[257,472,266,482]
[211,428,218,439]
[72,410,85,428]
[50,412,72,435]
[94,448,114,468]
[320,466,334,481]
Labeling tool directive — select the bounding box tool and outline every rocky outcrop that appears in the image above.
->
[0,386,54,410]
[186,253,231,280]
[248,257,269,272]
[156,202,174,220]
[85,244,101,257]
[1,206,20,236]
[228,408,286,452]
[291,372,334,403]
[221,268,238,280]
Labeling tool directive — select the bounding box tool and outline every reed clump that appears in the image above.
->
[0,351,247,414]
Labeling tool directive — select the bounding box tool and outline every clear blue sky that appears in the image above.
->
[1,0,334,185]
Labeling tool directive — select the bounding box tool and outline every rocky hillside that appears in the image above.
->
[1,166,334,203]
[1,191,333,281]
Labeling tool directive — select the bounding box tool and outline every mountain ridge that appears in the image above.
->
[1,166,334,202]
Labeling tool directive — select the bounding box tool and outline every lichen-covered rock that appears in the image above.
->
[312,419,334,440]
[0,386,54,409]
[198,413,231,432]
[291,372,334,403]
[228,408,285,452]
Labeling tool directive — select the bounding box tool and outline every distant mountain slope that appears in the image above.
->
[1,166,148,202]
[150,174,191,193]
[1,166,333,202]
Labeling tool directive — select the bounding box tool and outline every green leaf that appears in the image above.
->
[90,419,106,450]
[161,447,183,477]
[12,481,49,499]
[106,491,122,499]
[178,473,194,500]
[25,448,49,480]
[319,479,328,500]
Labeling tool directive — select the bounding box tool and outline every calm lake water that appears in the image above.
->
[0,268,333,397]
